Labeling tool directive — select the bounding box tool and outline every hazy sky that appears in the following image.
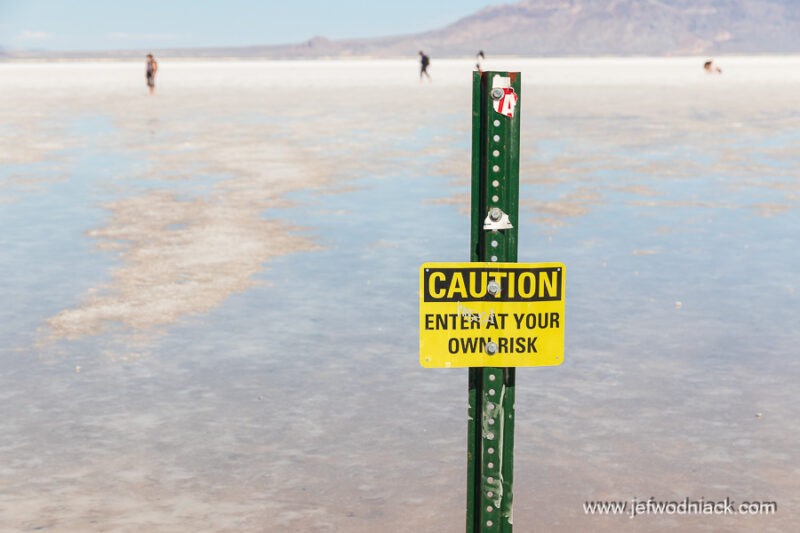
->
[0,0,506,51]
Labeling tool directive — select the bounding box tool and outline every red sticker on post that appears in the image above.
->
[491,75,517,118]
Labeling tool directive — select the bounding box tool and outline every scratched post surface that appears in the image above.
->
[467,70,521,532]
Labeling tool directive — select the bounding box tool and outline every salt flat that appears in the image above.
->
[1,57,798,532]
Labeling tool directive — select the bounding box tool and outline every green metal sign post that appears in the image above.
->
[467,70,521,532]
[420,70,562,528]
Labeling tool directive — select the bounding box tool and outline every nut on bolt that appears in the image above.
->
[489,207,503,221]
[490,87,505,100]
[486,341,498,355]
[487,280,501,295]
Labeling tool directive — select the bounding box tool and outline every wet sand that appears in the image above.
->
[1,57,799,531]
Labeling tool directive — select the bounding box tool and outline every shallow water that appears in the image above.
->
[1,58,798,531]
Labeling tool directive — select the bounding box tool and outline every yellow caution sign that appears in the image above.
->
[420,262,565,368]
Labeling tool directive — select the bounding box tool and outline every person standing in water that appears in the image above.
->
[704,59,722,74]
[419,51,431,82]
[146,54,158,94]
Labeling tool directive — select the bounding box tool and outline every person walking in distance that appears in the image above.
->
[419,50,431,82]
[146,54,158,94]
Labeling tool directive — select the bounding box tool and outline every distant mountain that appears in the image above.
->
[276,0,800,57]
[4,0,800,60]
[419,0,800,56]
[444,0,800,56]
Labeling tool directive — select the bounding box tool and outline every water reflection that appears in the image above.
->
[0,60,798,531]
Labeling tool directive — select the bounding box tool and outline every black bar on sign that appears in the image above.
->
[423,267,562,302]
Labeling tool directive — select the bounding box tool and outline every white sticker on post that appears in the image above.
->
[492,75,511,89]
